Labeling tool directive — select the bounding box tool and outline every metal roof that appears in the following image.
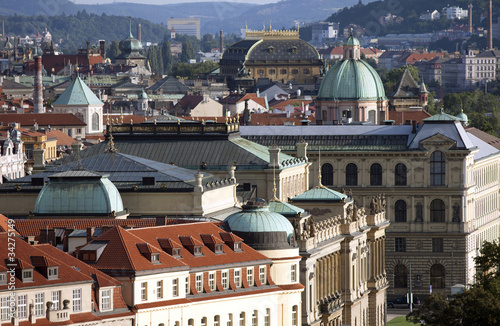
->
[291,187,347,202]
[53,75,104,106]
[225,205,294,236]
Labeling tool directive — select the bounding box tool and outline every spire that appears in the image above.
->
[129,18,133,38]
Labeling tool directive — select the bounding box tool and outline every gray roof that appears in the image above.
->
[148,76,190,94]
[408,121,474,149]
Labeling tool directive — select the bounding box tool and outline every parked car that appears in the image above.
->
[387,295,420,308]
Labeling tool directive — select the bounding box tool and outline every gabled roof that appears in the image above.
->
[1,79,31,90]
[53,75,103,106]
[391,67,420,98]
[268,200,304,217]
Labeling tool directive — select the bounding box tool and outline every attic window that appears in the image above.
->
[215,244,224,254]
[193,246,203,257]
[151,253,160,264]
[0,273,6,285]
[268,46,275,54]
[234,242,242,252]
[22,269,33,282]
[291,46,297,54]
[47,267,58,280]
[82,252,97,261]
[172,248,181,258]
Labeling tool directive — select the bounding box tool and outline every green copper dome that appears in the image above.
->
[34,171,124,216]
[317,59,386,101]
[345,34,360,46]
[456,110,468,124]
[119,35,142,53]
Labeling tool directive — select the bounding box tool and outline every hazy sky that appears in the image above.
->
[73,0,278,4]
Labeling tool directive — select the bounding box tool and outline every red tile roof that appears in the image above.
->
[0,214,18,235]
[46,129,77,146]
[388,110,431,125]
[0,113,86,126]
[237,93,267,108]
[270,99,313,109]
[103,114,146,125]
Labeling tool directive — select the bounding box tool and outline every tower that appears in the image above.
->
[137,23,142,43]
[488,0,493,50]
[33,56,45,114]
[469,3,473,34]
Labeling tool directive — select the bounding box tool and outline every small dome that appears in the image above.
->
[139,89,148,99]
[318,59,386,101]
[225,201,295,250]
[345,34,360,46]
[34,171,124,216]
[10,127,21,142]
[119,35,142,54]
[456,110,468,124]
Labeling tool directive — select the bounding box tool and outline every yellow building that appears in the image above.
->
[220,28,324,90]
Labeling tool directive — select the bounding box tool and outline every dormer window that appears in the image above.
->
[172,248,181,258]
[22,269,33,282]
[47,267,58,280]
[234,242,242,252]
[0,273,6,285]
[193,246,203,257]
[151,253,160,264]
[215,244,223,254]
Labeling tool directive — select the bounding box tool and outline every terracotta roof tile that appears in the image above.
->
[388,110,431,125]
[0,113,86,126]
[46,129,77,146]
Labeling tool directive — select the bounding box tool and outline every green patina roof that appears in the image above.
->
[345,35,360,46]
[34,171,124,215]
[268,200,304,217]
[317,59,386,101]
[291,187,347,202]
[225,205,294,236]
[456,111,468,123]
[424,109,461,122]
[53,75,104,106]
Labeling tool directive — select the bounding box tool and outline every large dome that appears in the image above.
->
[34,171,124,216]
[225,201,295,250]
[317,59,386,101]
[119,35,142,53]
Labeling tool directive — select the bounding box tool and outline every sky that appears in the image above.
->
[73,0,278,4]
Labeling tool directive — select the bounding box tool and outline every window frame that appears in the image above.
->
[430,151,446,186]
[157,280,163,299]
[18,294,27,318]
[395,163,407,186]
[196,273,203,292]
[259,266,266,285]
[321,163,334,186]
[370,163,383,186]
[394,200,407,223]
[35,293,44,316]
[101,288,112,311]
[346,163,358,186]
[432,238,444,252]
[141,282,148,301]
[73,289,82,312]
[172,278,178,297]
[291,264,297,282]
[234,269,241,287]
[395,238,406,252]
[247,267,254,286]
[430,199,446,223]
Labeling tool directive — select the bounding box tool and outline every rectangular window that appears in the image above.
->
[172,278,178,297]
[196,273,203,292]
[18,295,27,318]
[157,280,163,299]
[209,273,216,291]
[432,238,444,252]
[22,270,33,282]
[291,264,297,282]
[51,291,60,310]
[35,293,44,316]
[185,276,190,295]
[73,289,82,312]
[101,289,111,310]
[48,267,58,279]
[1,297,8,320]
[265,309,270,326]
[259,266,266,285]
[0,273,6,285]
[141,282,148,301]
[395,238,406,252]
[247,268,254,286]
[234,269,241,287]
[222,271,228,289]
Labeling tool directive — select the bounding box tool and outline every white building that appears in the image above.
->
[420,10,441,21]
[0,125,25,183]
[311,22,339,46]
[443,6,468,20]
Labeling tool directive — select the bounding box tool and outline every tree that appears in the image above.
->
[200,33,218,53]
[161,41,173,74]
[408,240,500,325]
[107,40,121,63]
[180,40,195,63]
[146,45,163,74]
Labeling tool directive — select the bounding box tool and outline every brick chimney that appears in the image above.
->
[33,56,45,113]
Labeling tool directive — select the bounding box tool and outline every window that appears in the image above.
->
[346,163,358,186]
[430,151,445,186]
[201,317,207,326]
[394,200,407,222]
[92,112,100,131]
[0,273,5,285]
[22,269,33,282]
[214,315,220,326]
[157,280,163,299]
[430,199,445,222]
[370,163,382,185]
[172,248,181,258]
[280,69,287,75]
[292,69,299,75]
[18,294,27,318]
[194,246,203,256]
[303,68,310,74]
[265,309,270,326]
[209,272,216,291]
[227,313,233,326]
[141,282,148,301]
[196,273,203,292]
[239,312,245,326]
[1,297,8,320]
[45,265,57,278]
[291,264,297,282]
[432,238,444,252]
[395,163,407,185]
[101,289,111,310]
[430,264,445,288]
[35,293,44,316]
[394,264,407,288]
[292,305,298,326]
[234,269,241,287]
[185,276,190,295]
[77,128,82,134]
[51,291,60,310]
[188,319,194,326]
[151,253,160,263]
[172,278,178,297]
[395,238,406,252]
[321,163,334,186]
[259,266,266,285]
[73,289,82,312]
[247,268,254,286]
[234,242,242,251]
[252,310,258,326]
[222,271,228,289]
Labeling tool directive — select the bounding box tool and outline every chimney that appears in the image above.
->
[296,140,308,161]
[86,227,95,243]
[268,146,282,169]
[469,3,473,34]
[412,120,418,133]
[488,0,493,50]
[220,30,224,53]
[99,40,105,59]
[137,23,142,43]
[33,56,45,113]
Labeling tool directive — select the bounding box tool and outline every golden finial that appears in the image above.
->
[105,127,118,153]
[202,119,205,125]
[177,119,181,125]
[154,119,157,125]
[106,109,110,126]
[130,119,133,125]
[144,116,147,122]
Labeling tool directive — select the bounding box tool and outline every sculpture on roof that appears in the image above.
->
[370,194,386,214]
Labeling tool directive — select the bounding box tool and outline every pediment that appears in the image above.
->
[418,133,456,150]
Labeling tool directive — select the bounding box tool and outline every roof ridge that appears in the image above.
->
[113,226,138,270]
[34,244,94,281]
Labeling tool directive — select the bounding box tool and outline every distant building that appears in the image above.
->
[310,21,339,46]
[420,10,441,21]
[167,18,201,39]
[388,67,429,111]
[443,6,468,20]
[0,125,24,183]
[115,23,146,68]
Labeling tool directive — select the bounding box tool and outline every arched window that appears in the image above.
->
[265,309,270,326]
[346,163,358,186]
[430,264,445,288]
[252,310,258,326]
[239,312,245,326]
[214,316,220,326]
[370,163,382,186]
[201,317,207,326]
[321,163,334,186]
[395,163,407,186]
[92,112,100,131]
[394,200,407,222]
[430,199,445,222]
[188,319,194,326]
[394,264,407,288]
[430,151,445,185]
